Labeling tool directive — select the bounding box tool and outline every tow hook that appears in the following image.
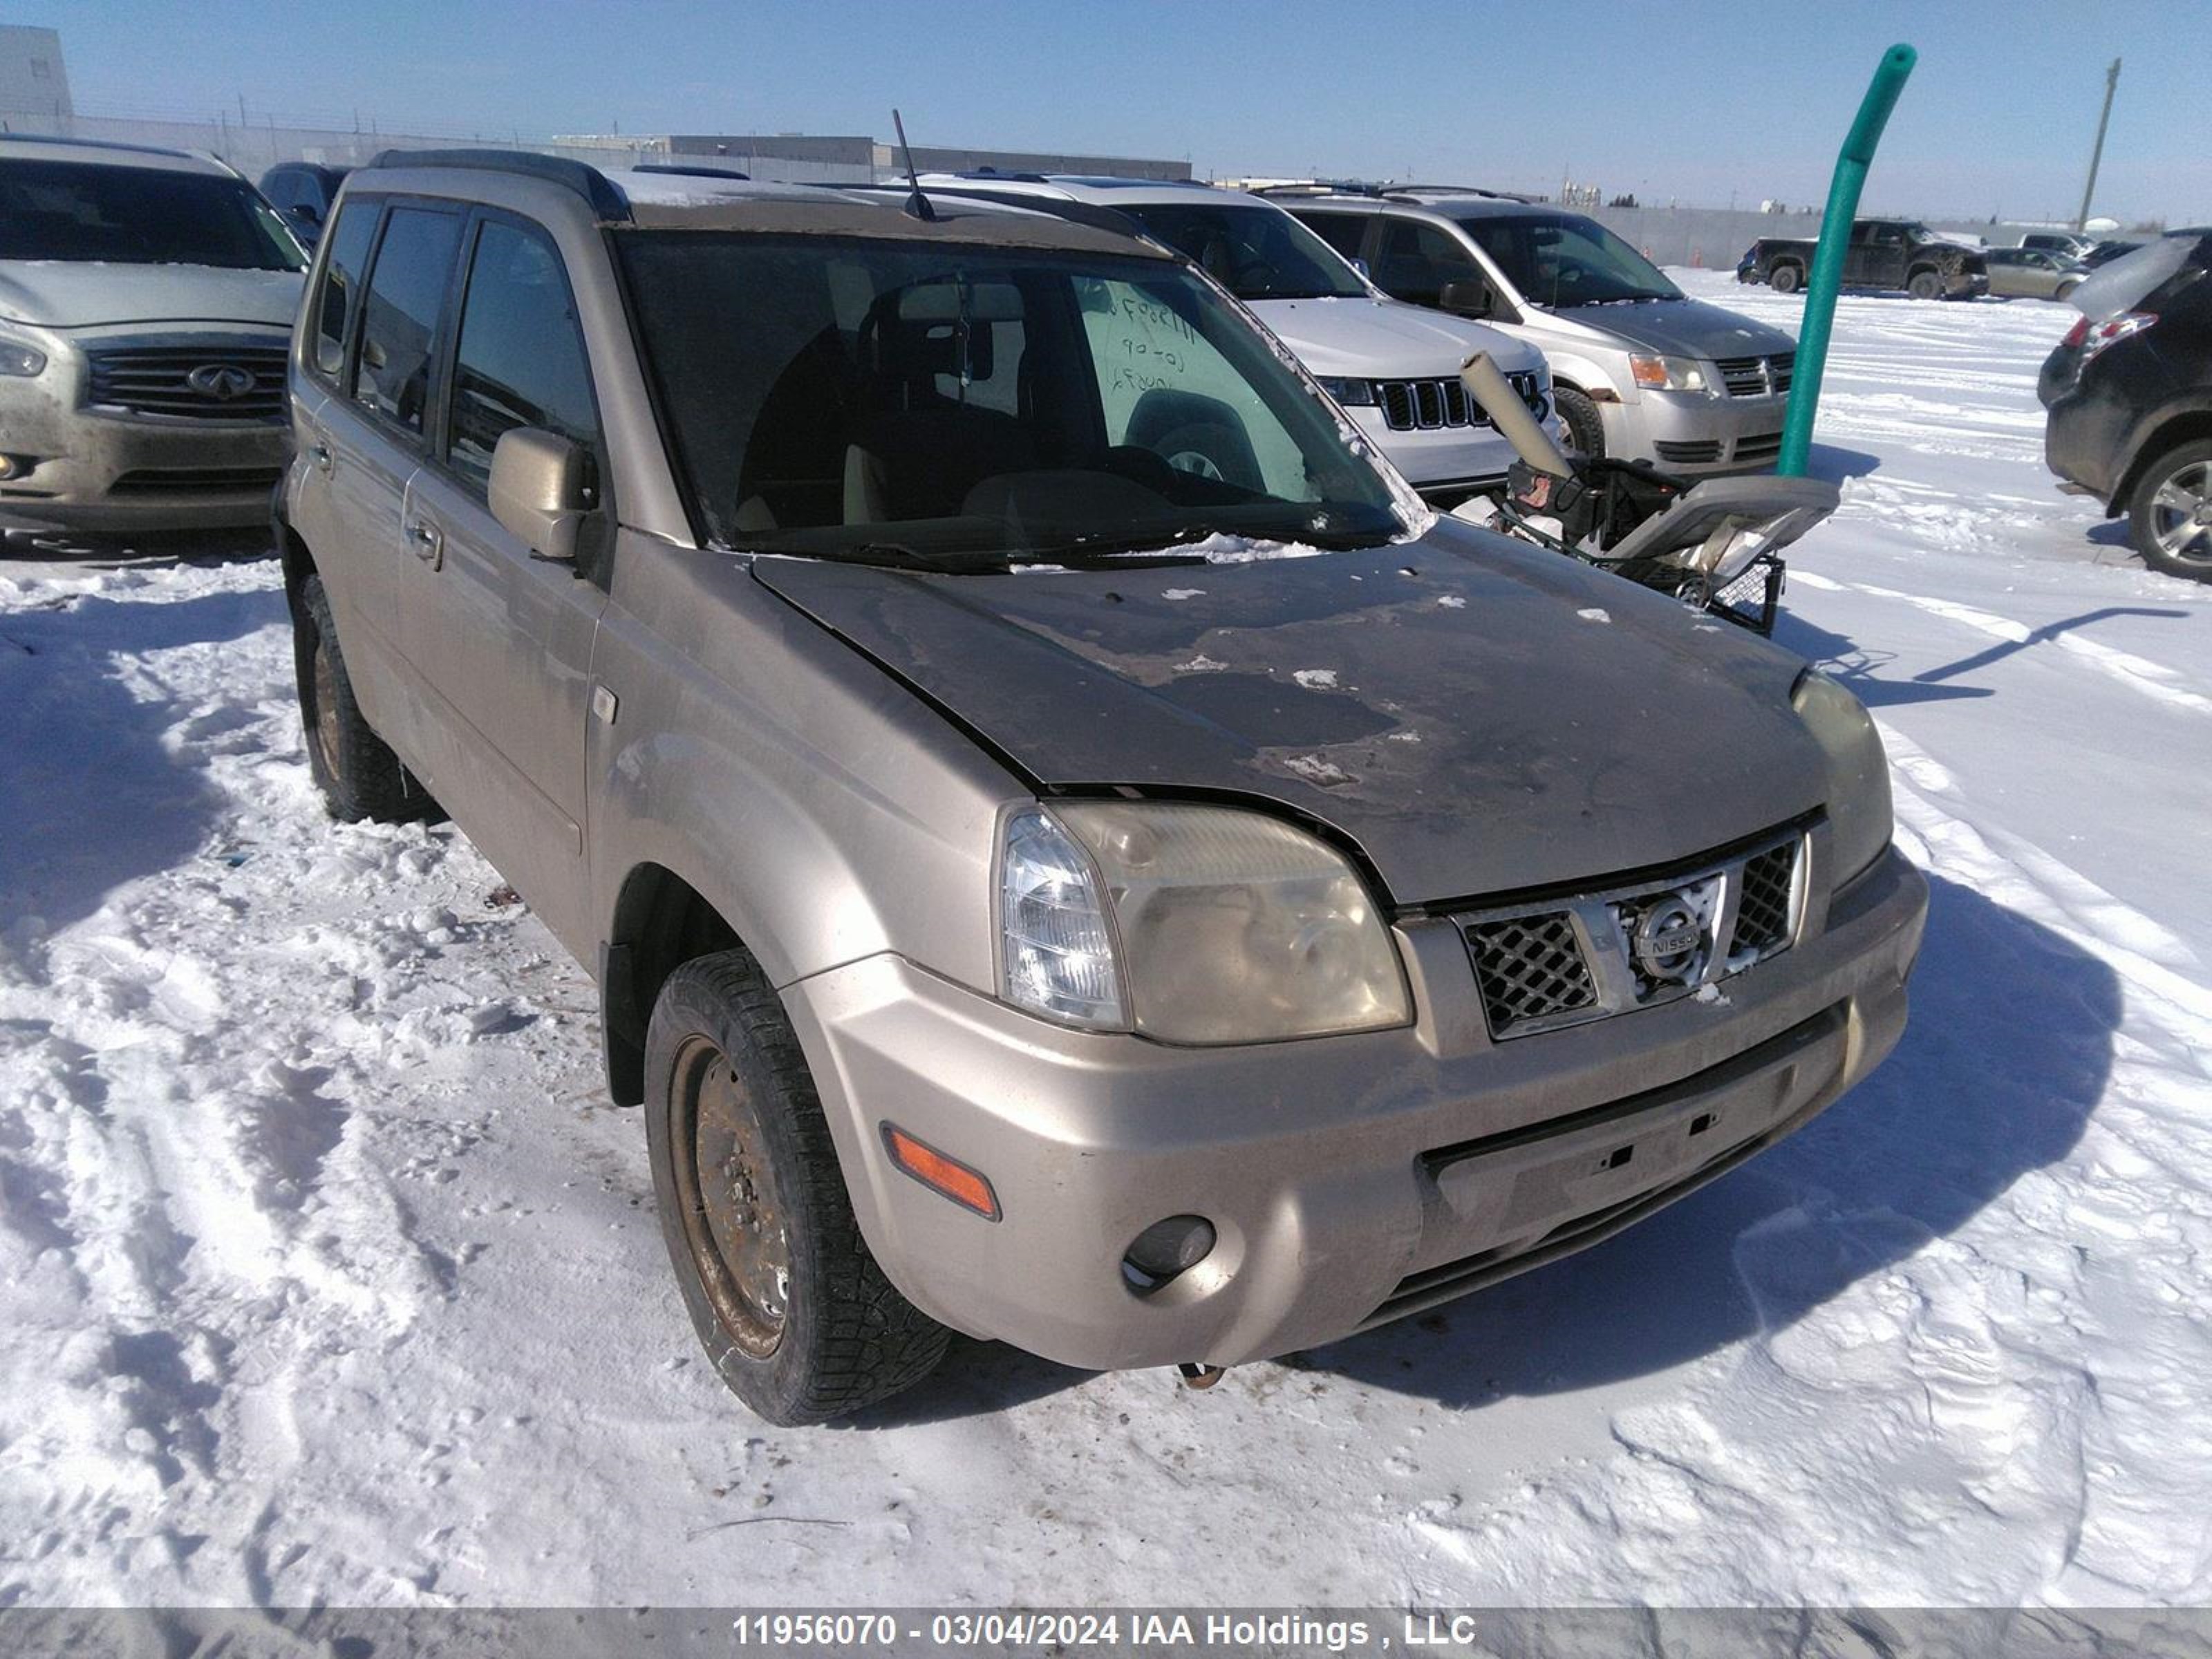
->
[1176,1362,1227,1390]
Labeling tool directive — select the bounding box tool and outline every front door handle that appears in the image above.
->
[405,518,443,568]
[308,438,334,474]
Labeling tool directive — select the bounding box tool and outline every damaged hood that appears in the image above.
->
[0,260,302,330]
[754,521,1828,905]
[1246,296,1545,380]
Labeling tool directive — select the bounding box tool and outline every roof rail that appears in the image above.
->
[956,167,1051,183]
[630,162,751,181]
[0,131,199,162]
[367,149,631,221]
[1388,183,1542,203]
[1250,180,1393,200]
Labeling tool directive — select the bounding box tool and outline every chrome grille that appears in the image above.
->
[1455,828,1806,1040]
[86,341,290,421]
[1375,369,1544,432]
[1714,351,1794,398]
[1464,912,1598,1034]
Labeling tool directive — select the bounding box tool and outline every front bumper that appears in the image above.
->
[0,335,290,532]
[1610,385,1788,474]
[783,844,1928,1372]
[1345,404,1522,502]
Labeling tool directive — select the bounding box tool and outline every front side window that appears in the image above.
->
[352,206,462,435]
[1112,203,1368,301]
[0,159,305,270]
[446,219,599,491]
[311,200,378,379]
[615,231,1403,563]
[1458,213,1678,308]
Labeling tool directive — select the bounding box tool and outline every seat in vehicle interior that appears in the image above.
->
[736,326,855,530]
[843,283,1037,523]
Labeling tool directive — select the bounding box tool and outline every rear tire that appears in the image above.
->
[1553,386,1606,459]
[644,950,950,1425]
[1907,269,1944,301]
[1768,262,1803,296]
[2125,439,2212,581]
[294,574,429,823]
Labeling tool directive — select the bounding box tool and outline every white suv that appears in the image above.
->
[923,175,1557,506]
[0,135,306,534]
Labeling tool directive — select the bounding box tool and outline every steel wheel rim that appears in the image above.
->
[311,634,343,776]
[2148,461,2212,566]
[670,1035,791,1358]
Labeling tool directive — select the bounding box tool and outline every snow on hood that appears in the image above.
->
[0,261,303,330]
[752,518,1824,903]
[1544,295,1797,361]
[1246,295,1545,379]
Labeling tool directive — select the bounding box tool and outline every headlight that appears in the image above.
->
[1629,354,1709,393]
[0,337,47,378]
[1315,376,1376,406]
[997,802,1409,1044]
[1791,670,1893,886]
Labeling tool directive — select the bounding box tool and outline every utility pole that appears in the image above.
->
[2076,57,2121,232]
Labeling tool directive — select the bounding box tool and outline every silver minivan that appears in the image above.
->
[279,152,1924,1425]
[1281,190,1799,474]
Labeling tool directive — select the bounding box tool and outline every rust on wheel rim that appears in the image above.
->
[671,1035,791,1359]
[312,635,342,778]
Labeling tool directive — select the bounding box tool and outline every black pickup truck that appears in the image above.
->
[1737,218,1989,301]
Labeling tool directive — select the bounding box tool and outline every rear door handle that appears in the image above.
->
[405,518,443,567]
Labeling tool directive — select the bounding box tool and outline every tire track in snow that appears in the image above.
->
[1792,569,2212,716]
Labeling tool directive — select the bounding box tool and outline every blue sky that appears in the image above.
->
[41,0,2207,225]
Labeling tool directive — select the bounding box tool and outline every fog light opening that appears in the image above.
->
[1121,1214,1217,1294]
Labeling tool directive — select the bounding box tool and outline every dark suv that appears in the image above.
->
[2040,233,2212,580]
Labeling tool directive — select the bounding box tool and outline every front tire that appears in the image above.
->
[294,574,429,823]
[2126,440,2212,581]
[644,950,950,1424]
[1907,269,1944,301]
[1553,386,1606,459]
[1768,262,1803,296]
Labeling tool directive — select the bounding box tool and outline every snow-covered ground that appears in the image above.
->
[1,273,2208,1611]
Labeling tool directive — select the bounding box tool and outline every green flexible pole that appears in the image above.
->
[1777,42,1918,476]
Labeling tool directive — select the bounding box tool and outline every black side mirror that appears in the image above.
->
[1437,278,1494,319]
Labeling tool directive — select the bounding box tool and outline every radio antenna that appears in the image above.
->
[892,108,936,221]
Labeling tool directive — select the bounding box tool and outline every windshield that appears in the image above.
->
[0,160,306,270]
[1458,212,1680,306]
[1111,203,1369,301]
[616,232,1405,562]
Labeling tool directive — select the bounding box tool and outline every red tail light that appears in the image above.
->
[2062,314,2092,349]
[2080,311,2157,363]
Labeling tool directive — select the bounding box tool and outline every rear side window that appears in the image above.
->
[352,206,462,434]
[1300,213,1369,263]
[1370,220,1479,308]
[311,200,378,379]
[445,219,600,490]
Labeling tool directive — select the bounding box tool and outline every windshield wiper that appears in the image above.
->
[1016,534,1212,568]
